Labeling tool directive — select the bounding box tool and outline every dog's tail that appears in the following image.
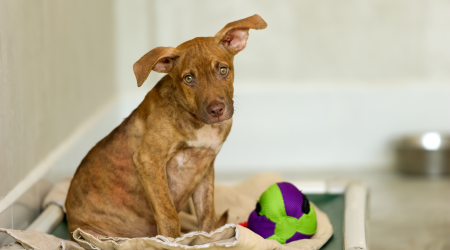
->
[216,210,229,229]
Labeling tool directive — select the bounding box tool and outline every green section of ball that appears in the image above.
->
[273,216,298,244]
[267,233,286,244]
[297,204,317,235]
[271,205,317,244]
[257,183,286,221]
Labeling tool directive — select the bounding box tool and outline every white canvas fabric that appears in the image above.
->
[0,173,333,250]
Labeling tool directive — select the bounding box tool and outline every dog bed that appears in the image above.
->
[0,173,333,250]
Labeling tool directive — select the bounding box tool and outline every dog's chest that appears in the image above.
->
[172,125,223,168]
[187,124,223,153]
[169,125,223,171]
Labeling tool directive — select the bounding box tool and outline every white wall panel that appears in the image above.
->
[0,1,116,229]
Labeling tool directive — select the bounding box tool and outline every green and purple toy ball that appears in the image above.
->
[247,182,317,244]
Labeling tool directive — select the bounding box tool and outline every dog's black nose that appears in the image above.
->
[207,101,225,118]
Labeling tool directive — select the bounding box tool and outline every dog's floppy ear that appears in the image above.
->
[133,47,179,87]
[214,14,267,55]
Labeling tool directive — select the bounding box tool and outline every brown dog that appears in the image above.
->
[65,15,267,239]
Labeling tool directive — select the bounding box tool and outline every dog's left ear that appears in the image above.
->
[133,47,179,87]
[214,14,267,55]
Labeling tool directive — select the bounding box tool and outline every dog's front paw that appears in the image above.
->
[157,223,181,238]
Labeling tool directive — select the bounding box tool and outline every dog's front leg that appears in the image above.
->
[192,160,217,232]
[133,135,181,238]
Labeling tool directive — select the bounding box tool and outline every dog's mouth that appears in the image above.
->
[210,118,230,126]
[202,115,232,125]
[188,111,231,126]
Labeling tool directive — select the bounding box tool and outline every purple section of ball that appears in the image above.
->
[286,231,314,243]
[247,210,276,239]
[277,182,304,219]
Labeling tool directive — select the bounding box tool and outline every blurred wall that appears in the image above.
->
[116,0,450,171]
[0,1,115,201]
[149,0,450,84]
[114,0,163,96]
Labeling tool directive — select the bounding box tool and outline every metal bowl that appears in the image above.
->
[395,132,450,175]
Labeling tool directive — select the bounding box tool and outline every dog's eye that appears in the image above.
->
[220,67,227,75]
[184,75,193,83]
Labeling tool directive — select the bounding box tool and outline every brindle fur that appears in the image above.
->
[65,15,267,239]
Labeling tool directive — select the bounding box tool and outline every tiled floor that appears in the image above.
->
[360,172,450,250]
[218,169,450,250]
